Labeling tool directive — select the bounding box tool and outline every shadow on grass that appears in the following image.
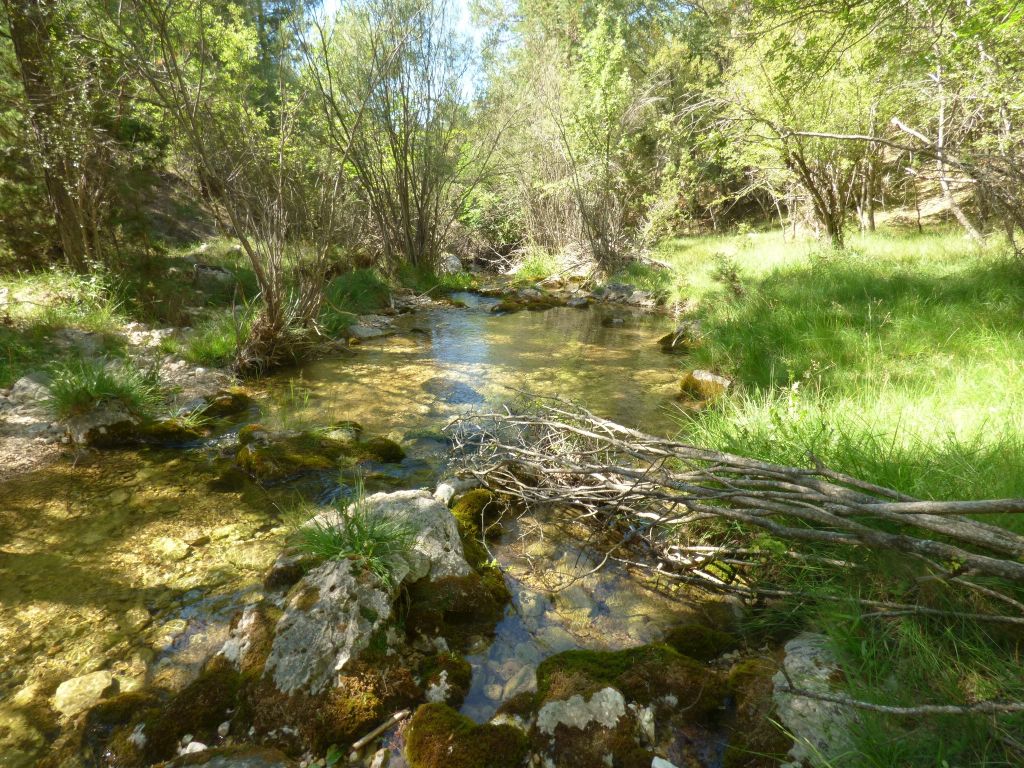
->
[691,254,1024,391]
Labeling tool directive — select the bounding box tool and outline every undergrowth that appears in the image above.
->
[663,227,1024,767]
[46,358,163,418]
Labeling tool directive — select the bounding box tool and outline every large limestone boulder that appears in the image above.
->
[436,251,463,275]
[9,373,51,405]
[264,559,393,695]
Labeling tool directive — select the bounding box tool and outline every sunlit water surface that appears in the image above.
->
[0,296,691,764]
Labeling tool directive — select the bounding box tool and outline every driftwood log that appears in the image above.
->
[446,398,1024,624]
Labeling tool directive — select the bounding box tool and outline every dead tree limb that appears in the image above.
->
[446,398,1024,615]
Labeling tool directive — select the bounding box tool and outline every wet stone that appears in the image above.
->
[53,670,117,717]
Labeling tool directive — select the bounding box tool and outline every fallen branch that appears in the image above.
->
[446,397,1024,614]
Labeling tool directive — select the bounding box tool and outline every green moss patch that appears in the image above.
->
[239,660,421,756]
[405,703,528,768]
[139,663,243,762]
[406,574,509,650]
[235,433,355,481]
[723,658,792,768]
[663,623,739,662]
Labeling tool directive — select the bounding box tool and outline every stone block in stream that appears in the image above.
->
[264,559,393,696]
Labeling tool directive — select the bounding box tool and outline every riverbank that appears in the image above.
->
[2,227,1022,766]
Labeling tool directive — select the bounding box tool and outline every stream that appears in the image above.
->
[0,293,693,765]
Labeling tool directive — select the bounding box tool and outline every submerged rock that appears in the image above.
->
[53,671,117,718]
[234,429,405,482]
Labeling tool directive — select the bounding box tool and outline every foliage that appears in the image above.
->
[46,357,163,418]
[166,309,253,367]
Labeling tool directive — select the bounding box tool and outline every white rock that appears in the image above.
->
[536,687,626,735]
[217,721,230,738]
[651,759,679,768]
[425,670,451,703]
[53,671,116,717]
[433,476,480,505]
[9,374,51,405]
[264,559,392,695]
[773,632,856,766]
[181,741,207,754]
[436,252,464,275]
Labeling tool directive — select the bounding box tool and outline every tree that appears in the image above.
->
[303,0,478,269]
[3,0,103,269]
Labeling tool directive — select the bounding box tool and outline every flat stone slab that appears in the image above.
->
[53,671,116,718]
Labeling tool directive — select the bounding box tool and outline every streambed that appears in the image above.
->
[0,294,691,764]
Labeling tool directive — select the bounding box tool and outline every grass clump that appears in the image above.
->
[397,263,475,294]
[320,269,392,335]
[162,309,251,367]
[290,485,415,589]
[512,246,560,283]
[46,358,163,418]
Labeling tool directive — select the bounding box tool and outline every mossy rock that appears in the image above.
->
[490,299,524,314]
[85,416,204,448]
[536,645,726,719]
[420,652,473,708]
[235,432,357,482]
[496,691,537,720]
[321,420,363,442]
[358,436,406,463]
[723,658,792,768]
[140,417,206,444]
[663,623,739,662]
[238,659,421,756]
[238,423,271,446]
[678,370,732,401]
[539,718,653,768]
[405,573,509,650]
[450,489,507,570]
[202,387,255,418]
[137,663,243,762]
[405,703,528,768]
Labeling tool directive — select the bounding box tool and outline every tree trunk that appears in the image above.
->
[935,62,982,241]
[4,0,94,270]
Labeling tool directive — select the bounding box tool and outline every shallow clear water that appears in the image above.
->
[0,297,687,763]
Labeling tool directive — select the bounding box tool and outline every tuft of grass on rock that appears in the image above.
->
[290,484,415,589]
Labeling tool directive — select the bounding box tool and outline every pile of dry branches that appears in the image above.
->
[447,398,1024,624]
